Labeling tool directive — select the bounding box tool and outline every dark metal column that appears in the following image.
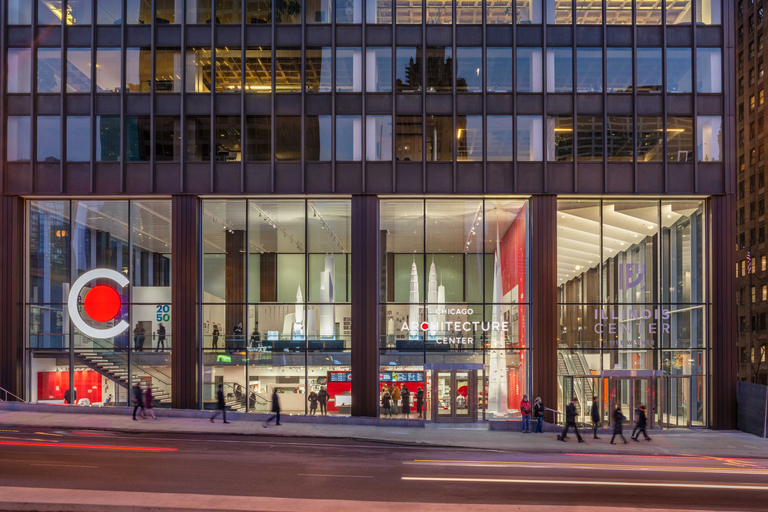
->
[351,194,379,417]
[710,194,737,430]
[529,195,558,417]
[0,196,25,398]
[172,195,200,409]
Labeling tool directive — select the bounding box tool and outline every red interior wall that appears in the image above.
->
[37,371,102,402]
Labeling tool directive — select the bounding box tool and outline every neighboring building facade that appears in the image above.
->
[0,0,736,429]
[736,0,768,386]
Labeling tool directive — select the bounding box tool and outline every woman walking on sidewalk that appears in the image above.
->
[610,405,628,444]
[144,385,156,420]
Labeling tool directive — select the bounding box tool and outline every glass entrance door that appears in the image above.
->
[660,376,691,428]
[608,377,654,429]
[431,370,476,422]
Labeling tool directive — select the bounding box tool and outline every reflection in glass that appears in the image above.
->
[7,49,32,93]
[366,116,393,161]
[606,49,632,93]
[306,116,332,161]
[8,0,33,24]
[396,116,423,162]
[696,0,720,24]
[38,49,62,93]
[457,116,483,162]
[37,116,61,162]
[487,116,514,161]
[155,48,183,92]
[246,116,271,161]
[606,0,632,24]
[38,0,61,24]
[337,116,362,161]
[515,0,541,23]
[666,0,692,24]
[667,49,692,93]
[337,0,362,22]
[7,117,31,162]
[696,48,722,93]
[186,48,213,93]
[187,0,213,23]
[276,116,302,160]
[246,0,271,23]
[28,201,69,305]
[547,117,573,161]
[426,48,452,92]
[637,117,664,162]
[97,48,122,93]
[217,0,242,23]
[215,48,243,92]
[697,116,722,162]
[336,48,362,92]
[667,117,693,162]
[518,48,543,93]
[126,48,152,93]
[661,201,705,304]
[215,116,241,161]
[426,116,453,161]
[636,0,662,24]
[367,0,392,23]
[487,48,513,93]
[397,48,423,93]
[306,48,332,92]
[457,0,482,23]
[245,47,272,92]
[67,0,93,24]
[66,117,90,162]
[156,0,184,23]
[517,116,543,161]
[126,116,151,161]
[576,48,602,93]
[186,116,212,162]
[607,117,633,162]
[576,0,603,24]
[95,117,119,161]
[97,0,122,24]
[547,48,572,93]
[307,0,332,22]
[397,0,422,23]
[457,48,482,93]
[546,0,573,23]
[636,48,663,92]
[275,48,302,92]
[577,117,603,162]
[366,48,392,92]
[155,117,182,161]
[275,0,302,22]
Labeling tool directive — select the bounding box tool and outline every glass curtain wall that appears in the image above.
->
[380,199,529,421]
[27,200,172,408]
[556,199,707,428]
[202,199,351,415]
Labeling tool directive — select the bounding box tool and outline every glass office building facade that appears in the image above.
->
[0,0,736,428]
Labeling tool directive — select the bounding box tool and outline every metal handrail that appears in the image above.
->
[0,386,25,402]
[81,336,173,389]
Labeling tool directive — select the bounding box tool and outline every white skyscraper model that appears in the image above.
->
[427,259,438,337]
[436,275,446,335]
[292,285,305,337]
[409,258,420,338]
[319,255,336,337]
[488,241,508,417]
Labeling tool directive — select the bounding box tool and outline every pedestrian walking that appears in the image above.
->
[610,405,628,444]
[520,395,532,433]
[131,383,145,420]
[415,387,424,418]
[308,390,318,415]
[391,384,401,415]
[381,387,392,417]
[156,323,166,352]
[212,324,220,349]
[401,387,411,418]
[632,404,652,441]
[263,389,281,427]
[591,396,601,439]
[210,384,229,423]
[144,385,156,420]
[558,398,585,443]
[318,386,329,415]
[533,397,545,433]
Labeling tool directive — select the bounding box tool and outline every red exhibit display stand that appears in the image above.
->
[325,371,425,413]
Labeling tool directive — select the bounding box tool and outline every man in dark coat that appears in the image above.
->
[632,404,652,441]
[263,389,281,427]
[317,386,330,416]
[415,387,424,418]
[591,396,601,439]
[132,383,144,420]
[64,387,76,405]
[558,398,585,443]
[156,323,166,352]
[210,384,229,423]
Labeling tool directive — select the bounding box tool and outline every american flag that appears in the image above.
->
[748,247,753,274]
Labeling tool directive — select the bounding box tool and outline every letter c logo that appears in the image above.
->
[68,269,130,339]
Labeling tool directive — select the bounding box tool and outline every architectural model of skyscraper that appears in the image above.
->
[427,259,438,337]
[409,258,420,338]
[488,242,508,417]
[319,255,335,337]
[293,285,305,337]
[437,276,446,335]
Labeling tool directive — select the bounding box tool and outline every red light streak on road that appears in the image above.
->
[0,441,177,452]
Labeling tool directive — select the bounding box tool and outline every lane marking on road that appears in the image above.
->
[33,432,63,437]
[407,460,768,474]
[29,463,99,468]
[565,452,768,462]
[0,441,178,452]
[401,476,768,491]
[298,474,374,478]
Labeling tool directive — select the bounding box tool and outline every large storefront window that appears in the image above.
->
[27,200,172,408]
[202,199,351,416]
[379,199,529,422]
[557,199,707,428]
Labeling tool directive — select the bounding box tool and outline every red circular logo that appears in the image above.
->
[420,322,429,331]
[83,285,122,322]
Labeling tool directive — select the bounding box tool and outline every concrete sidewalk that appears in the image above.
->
[1,403,767,458]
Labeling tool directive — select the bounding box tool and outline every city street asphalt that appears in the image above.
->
[0,426,766,511]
